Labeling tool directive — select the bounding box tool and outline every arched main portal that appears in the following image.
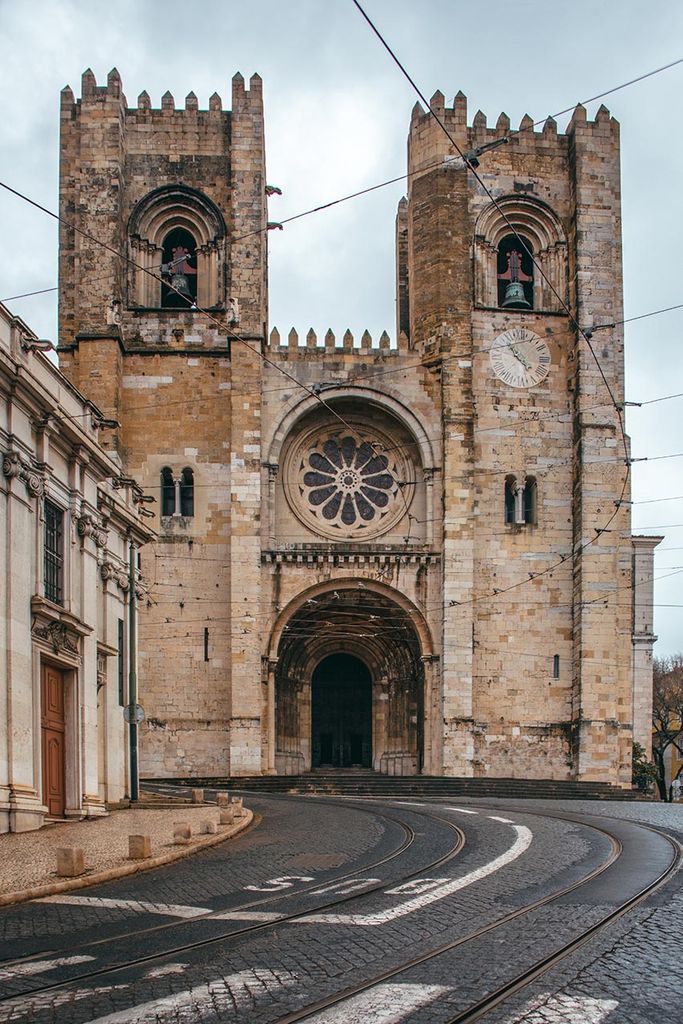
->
[272,584,429,776]
[311,654,372,768]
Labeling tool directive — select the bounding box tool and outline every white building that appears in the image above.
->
[0,302,153,832]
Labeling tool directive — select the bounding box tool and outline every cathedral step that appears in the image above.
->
[148,775,643,801]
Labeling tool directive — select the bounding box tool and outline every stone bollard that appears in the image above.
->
[231,796,245,818]
[56,847,85,878]
[216,792,230,808]
[128,834,152,860]
[190,788,204,804]
[201,820,218,835]
[173,822,192,844]
[219,806,235,826]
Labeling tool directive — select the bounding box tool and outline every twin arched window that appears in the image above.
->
[504,475,537,526]
[161,467,194,518]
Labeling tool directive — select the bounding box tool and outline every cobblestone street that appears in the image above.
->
[0,794,680,1022]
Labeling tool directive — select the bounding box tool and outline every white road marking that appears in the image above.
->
[385,879,449,896]
[310,878,381,896]
[0,955,95,980]
[515,993,619,1022]
[305,982,452,1022]
[0,984,128,1022]
[301,824,532,925]
[488,815,514,823]
[39,895,211,918]
[445,807,478,814]
[80,968,297,1024]
[245,874,314,892]
[144,963,189,979]
[212,910,285,922]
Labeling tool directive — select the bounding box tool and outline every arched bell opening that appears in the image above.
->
[273,585,427,776]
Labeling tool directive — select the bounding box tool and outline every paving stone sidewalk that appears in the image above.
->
[0,797,252,905]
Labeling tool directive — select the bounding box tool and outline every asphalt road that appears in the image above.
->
[0,793,680,1024]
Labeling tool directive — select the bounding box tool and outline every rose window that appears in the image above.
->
[302,435,399,529]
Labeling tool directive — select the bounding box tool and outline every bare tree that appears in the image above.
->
[652,654,683,801]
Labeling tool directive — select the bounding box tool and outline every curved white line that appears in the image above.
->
[305,824,533,925]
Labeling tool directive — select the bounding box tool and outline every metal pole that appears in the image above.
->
[128,539,138,802]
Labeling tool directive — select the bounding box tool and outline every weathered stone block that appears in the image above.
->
[56,847,85,877]
[173,822,192,843]
[128,834,152,859]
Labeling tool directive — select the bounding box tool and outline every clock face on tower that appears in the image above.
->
[489,328,551,388]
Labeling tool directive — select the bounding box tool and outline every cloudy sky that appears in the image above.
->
[1,0,682,655]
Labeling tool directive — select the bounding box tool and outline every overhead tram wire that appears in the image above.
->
[0,180,400,466]
[349,0,626,446]
[4,54,681,308]
[349,0,641,606]
[3,58,674,619]
[0,179,420,539]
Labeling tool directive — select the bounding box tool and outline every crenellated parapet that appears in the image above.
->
[266,327,410,359]
[60,66,263,118]
[407,90,619,178]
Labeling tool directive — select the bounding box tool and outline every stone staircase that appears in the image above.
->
[151,772,644,801]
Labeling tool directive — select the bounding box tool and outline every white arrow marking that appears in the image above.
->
[302,824,532,925]
[305,982,452,1022]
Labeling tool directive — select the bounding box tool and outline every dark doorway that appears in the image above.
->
[311,654,372,769]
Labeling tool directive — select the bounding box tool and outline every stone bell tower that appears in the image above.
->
[395,91,651,786]
[58,68,269,776]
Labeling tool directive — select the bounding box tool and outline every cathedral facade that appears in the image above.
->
[57,69,658,788]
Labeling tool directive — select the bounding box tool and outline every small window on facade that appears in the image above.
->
[161,467,175,516]
[161,227,197,308]
[497,234,534,309]
[553,654,560,679]
[180,467,194,517]
[524,477,537,525]
[504,476,517,524]
[44,499,64,605]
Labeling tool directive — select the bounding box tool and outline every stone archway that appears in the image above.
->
[272,584,429,776]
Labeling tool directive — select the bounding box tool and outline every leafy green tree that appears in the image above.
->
[652,655,683,801]
[631,741,657,792]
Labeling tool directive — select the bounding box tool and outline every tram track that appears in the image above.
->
[0,796,465,1001]
[0,797,676,1024]
[269,813,680,1024]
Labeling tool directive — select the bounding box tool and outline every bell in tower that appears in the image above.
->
[497,244,533,309]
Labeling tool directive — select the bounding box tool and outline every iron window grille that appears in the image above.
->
[44,499,64,605]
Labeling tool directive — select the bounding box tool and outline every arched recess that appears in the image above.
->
[267,580,436,777]
[266,390,438,547]
[128,185,226,309]
[474,195,567,312]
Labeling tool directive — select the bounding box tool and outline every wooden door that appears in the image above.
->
[41,664,66,816]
